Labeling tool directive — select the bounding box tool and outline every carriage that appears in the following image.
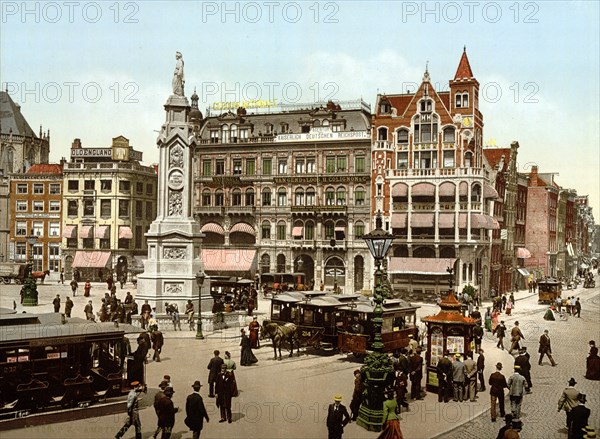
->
[537,278,562,304]
[261,272,306,296]
[0,312,142,422]
[0,263,29,284]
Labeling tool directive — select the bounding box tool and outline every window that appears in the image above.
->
[119,200,130,217]
[463,93,468,107]
[306,157,316,173]
[413,110,438,143]
[99,234,110,249]
[101,199,111,217]
[397,129,409,144]
[377,127,388,141]
[281,123,289,133]
[305,222,314,240]
[16,200,28,212]
[355,188,365,206]
[215,160,225,175]
[49,183,61,195]
[295,189,304,206]
[332,124,342,132]
[336,187,346,205]
[377,184,382,196]
[245,189,255,206]
[232,189,242,206]
[203,160,212,176]
[136,182,144,194]
[16,183,27,194]
[233,159,242,175]
[265,123,273,134]
[262,158,272,175]
[16,221,27,236]
[68,200,78,216]
[215,190,224,206]
[119,180,130,193]
[355,156,365,173]
[455,93,462,108]
[261,221,271,239]
[146,183,153,196]
[32,221,43,237]
[326,156,335,173]
[32,244,42,271]
[135,225,143,249]
[49,200,60,212]
[337,156,347,172]
[278,159,287,175]
[262,188,271,206]
[306,189,316,206]
[49,222,60,237]
[398,152,408,169]
[33,184,44,194]
[221,126,230,143]
[84,180,95,190]
[325,222,334,239]
[83,198,94,216]
[135,200,143,218]
[325,188,335,206]
[101,180,112,191]
[68,180,79,191]
[277,189,287,206]
[48,243,60,271]
[210,130,219,143]
[230,125,238,143]
[355,222,365,238]
[146,201,153,220]
[295,158,305,174]
[277,222,286,240]
[118,238,130,250]
[443,151,455,168]
[443,127,455,142]
[246,159,255,176]
[464,152,472,168]
[202,190,211,206]
[33,201,44,212]
[15,243,27,262]
[301,125,310,133]
[239,129,249,142]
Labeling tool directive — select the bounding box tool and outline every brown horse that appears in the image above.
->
[260,320,300,360]
[32,270,51,283]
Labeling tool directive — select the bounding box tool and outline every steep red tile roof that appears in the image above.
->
[438,92,450,111]
[27,164,63,174]
[386,95,415,116]
[454,49,474,80]
[483,148,511,170]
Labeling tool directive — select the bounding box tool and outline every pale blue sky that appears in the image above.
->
[1,1,599,214]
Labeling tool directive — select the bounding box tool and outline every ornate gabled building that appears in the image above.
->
[194,98,373,293]
[371,49,499,299]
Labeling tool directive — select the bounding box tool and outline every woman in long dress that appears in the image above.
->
[376,390,403,439]
[240,329,258,366]
[491,310,500,333]
[223,351,239,396]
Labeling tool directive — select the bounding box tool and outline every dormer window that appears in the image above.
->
[322,119,330,127]
[380,101,391,114]
[210,130,219,143]
[230,124,238,143]
[420,99,433,112]
[265,123,273,134]
[281,123,289,133]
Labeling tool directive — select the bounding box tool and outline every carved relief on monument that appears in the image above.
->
[168,189,183,216]
[165,283,183,295]
[163,247,187,259]
[169,145,184,169]
[168,169,184,190]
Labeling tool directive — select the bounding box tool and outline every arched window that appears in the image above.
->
[232,188,242,206]
[276,221,286,240]
[354,221,365,238]
[295,188,304,206]
[230,124,238,143]
[261,221,271,239]
[313,119,321,127]
[202,189,211,206]
[397,128,409,144]
[306,187,316,206]
[322,119,330,126]
[261,253,270,273]
[215,189,224,206]
[262,187,272,206]
[277,188,287,206]
[443,126,455,143]
[471,184,481,202]
[455,92,469,108]
[324,221,335,239]
[354,186,365,206]
[377,127,388,141]
[325,187,335,206]
[305,221,315,240]
[413,111,438,143]
[276,254,286,273]
[336,186,346,205]
[464,152,473,168]
[245,188,255,206]
[221,124,230,143]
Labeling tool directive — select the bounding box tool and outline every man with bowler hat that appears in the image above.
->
[155,386,178,439]
[508,365,526,428]
[326,394,350,439]
[489,362,508,422]
[185,380,209,439]
[215,364,235,423]
[558,378,580,430]
[569,394,590,439]
[207,350,224,398]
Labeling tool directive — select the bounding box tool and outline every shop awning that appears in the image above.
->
[411,213,434,228]
[411,183,435,197]
[201,249,257,274]
[516,247,531,259]
[566,243,574,257]
[201,222,225,235]
[335,227,346,239]
[483,184,500,199]
[517,268,530,277]
[292,226,303,237]
[459,182,468,196]
[438,213,455,228]
[391,213,407,228]
[119,226,133,239]
[72,251,111,268]
[62,225,77,238]
[391,183,408,197]
[95,225,110,239]
[388,257,457,275]
[438,182,456,197]
[79,225,94,238]
[230,222,255,235]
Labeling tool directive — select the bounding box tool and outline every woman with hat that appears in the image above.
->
[240,328,258,366]
[224,351,239,397]
[349,369,364,421]
[376,389,403,439]
[585,340,600,380]
[185,380,209,439]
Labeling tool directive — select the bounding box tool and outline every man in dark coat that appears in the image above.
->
[326,394,350,439]
[436,350,453,403]
[508,321,524,354]
[215,364,235,423]
[539,329,557,366]
[473,324,484,353]
[207,350,224,398]
[489,362,508,422]
[409,348,424,400]
[496,321,507,350]
[477,348,486,392]
[155,386,178,438]
[64,296,74,318]
[151,330,164,362]
[185,381,209,439]
[53,294,61,312]
[514,348,532,392]
[568,393,590,439]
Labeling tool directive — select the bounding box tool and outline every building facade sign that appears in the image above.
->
[274,175,370,185]
[274,130,370,143]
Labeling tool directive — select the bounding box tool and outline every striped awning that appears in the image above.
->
[118,226,133,239]
[483,184,500,199]
[391,183,408,197]
[438,213,455,228]
[95,225,110,239]
[79,226,94,238]
[459,213,499,229]
[201,222,225,235]
[411,213,434,228]
[459,182,468,196]
[388,257,457,275]
[62,225,77,238]
[292,226,303,237]
[391,213,407,228]
[201,248,257,274]
[72,251,111,268]
[230,222,255,235]
[439,182,456,197]
[516,247,531,259]
[411,183,435,197]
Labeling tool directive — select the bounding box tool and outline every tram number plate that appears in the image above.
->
[301,330,313,337]
[16,410,30,418]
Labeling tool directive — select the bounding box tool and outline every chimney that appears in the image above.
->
[153,163,159,175]
[529,165,539,186]
[72,138,82,149]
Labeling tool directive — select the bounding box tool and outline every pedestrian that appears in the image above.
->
[492,310,500,333]
[70,278,78,296]
[141,300,151,329]
[115,381,145,439]
[508,321,524,354]
[240,328,258,366]
[223,351,239,397]
[569,394,590,439]
[64,296,73,318]
[155,386,178,438]
[153,380,169,439]
[207,350,224,398]
[376,389,403,439]
[585,340,600,380]
[52,294,61,313]
[570,296,577,315]
[477,349,486,391]
[575,298,581,318]
[509,292,515,306]
[501,294,507,310]
[151,329,164,362]
[451,353,465,402]
[514,348,532,392]
[556,296,562,313]
[463,352,477,401]
[558,378,580,430]
[185,300,195,331]
[215,364,234,423]
[505,299,512,316]
[436,350,453,403]
[407,334,419,355]
[473,324,484,353]
[408,348,423,400]
[489,362,508,422]
[496,320,506,350]
[496,414,519,439]
[394,368,409,412]
[185,380,209,439]
[84,279,92,297]
[507,365,526,428]
[350,369,364,421]
[326,394,350,439]
[485,307,492,332]
[249,316,261,348]
[538,329,557,366]
[59,268,64,284]
[84,300,94,321]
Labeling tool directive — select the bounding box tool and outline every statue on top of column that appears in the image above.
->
[172,51,185,96]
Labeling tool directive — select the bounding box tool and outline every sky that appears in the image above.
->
[1,1,599,215]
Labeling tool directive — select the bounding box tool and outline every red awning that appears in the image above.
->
[72,251,111,268]
[119,226,133,239]
[292,226,303,237]
[388,257,457,275]
[411,183,435,197]
[201,222,225,235]
[79,226,94,238]
[391,183,408,197]
[411,213,434,227]
[391,213,407,228]
[438,213,455,228]
[201,249,257,273]
[516,247,531,259]
[62,225,77,238]
[230,222,255,235]
[95,225,110,239]
[439,182,456,197]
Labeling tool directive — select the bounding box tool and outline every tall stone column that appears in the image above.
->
[136,57,204,312]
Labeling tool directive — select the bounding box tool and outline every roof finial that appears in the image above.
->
[463,45,466,53]
[426,60,429,73]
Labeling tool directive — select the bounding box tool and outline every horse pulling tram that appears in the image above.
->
[537,278,562,304]
[0,312,142,422]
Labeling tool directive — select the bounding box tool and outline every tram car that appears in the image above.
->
[537,278,562,304]
[0,312,142,421]
[261,272,306,296]
[337,298,420,356]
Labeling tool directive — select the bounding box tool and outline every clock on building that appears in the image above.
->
[462,116,473,128]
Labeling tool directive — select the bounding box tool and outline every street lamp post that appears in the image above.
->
[22,232,39,306]
[297,256,303,290]
[195,270,206,340]
[356,212,395,432]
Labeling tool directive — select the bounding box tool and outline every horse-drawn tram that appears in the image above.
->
[537,278,562,304]
[0,312,142,423]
